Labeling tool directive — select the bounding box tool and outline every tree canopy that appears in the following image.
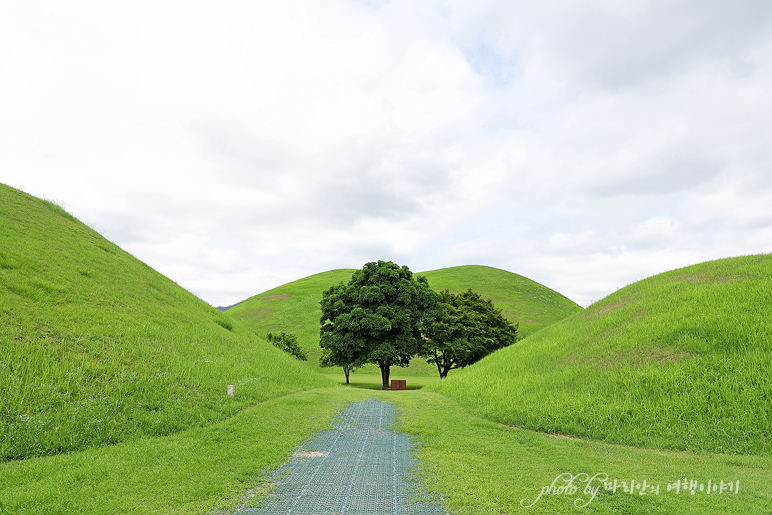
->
[319,260,436,389]
[419,288,520,378]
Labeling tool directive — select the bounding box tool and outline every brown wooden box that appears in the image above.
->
[390,379,406,390]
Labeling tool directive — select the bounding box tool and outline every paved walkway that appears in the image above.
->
[231,398,446,515]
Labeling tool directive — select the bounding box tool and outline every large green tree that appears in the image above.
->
[319,260,436,389]
[419,288,520,378]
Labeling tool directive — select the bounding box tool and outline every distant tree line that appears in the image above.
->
[319,260,520,388]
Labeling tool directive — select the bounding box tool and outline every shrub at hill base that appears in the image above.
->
[267,331,308,361]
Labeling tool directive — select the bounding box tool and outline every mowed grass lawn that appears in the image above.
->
[2,388,770,514]
[321,373,439,390]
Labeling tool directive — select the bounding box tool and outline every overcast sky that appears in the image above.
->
[3,0,772,307]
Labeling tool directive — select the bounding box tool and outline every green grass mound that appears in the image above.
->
[226,269,357,368]
[0,184,333,460]
[427,254,772,455]
[227,265,581,376]
[418,265,582,337]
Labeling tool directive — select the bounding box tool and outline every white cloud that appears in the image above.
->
[2,0,772,307]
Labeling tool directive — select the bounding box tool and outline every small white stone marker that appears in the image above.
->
[227,385,235,397]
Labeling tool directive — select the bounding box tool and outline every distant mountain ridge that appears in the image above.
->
[216,302,241,312]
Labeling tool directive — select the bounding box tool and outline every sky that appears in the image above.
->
[2,0,772,308]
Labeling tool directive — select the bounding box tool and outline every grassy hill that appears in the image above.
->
[427,254,772,455]
[419,265,582,337]
[227,265,582,376]
[226,269,357,367]
[0,183,333,460]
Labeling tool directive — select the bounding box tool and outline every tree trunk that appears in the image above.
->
[437,353,452,379]
[343,366,350,384]
[434,351,443,378]
[380,362,391,389]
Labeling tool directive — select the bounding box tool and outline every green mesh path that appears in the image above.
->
[232,398,447,514]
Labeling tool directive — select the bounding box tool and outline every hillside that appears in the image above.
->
[0,184,333,460]
[418,265,582,337]
[226,269,357,368]
[227,265,582,375]
[427,254,772,455]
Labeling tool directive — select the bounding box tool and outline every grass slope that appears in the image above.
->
[427,254,772,456]
[227,265,581,376]
[225,269,356,369]
[0,184,332,460]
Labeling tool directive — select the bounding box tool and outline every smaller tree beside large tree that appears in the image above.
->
[420,288,520,378]
[319,284,369,384]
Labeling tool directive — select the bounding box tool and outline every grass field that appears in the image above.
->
[427,253,772,456]
[321,373,439,390]
[0,183,333,460]
[2,388,770,514]
[226,264,582,376]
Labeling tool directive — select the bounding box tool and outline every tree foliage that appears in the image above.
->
[320,260,436,389]
[266,331,308,361]
[419,288,519,378]
[319,347,358,385]
[318,283,367,385]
